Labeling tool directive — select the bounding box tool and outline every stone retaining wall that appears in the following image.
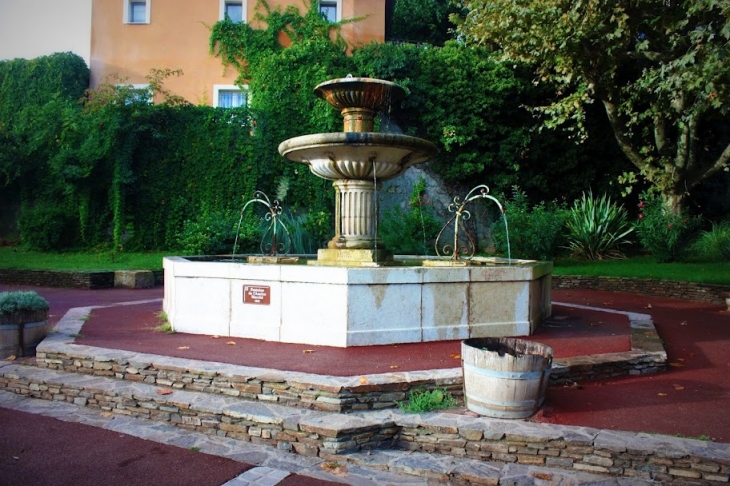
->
[0,269,164,289]
[1,362,728,485]
[34,347,465,413]
[553,275,730,305]
[0,364,398,456]
[396,416,730,484]
[0,269,115,289]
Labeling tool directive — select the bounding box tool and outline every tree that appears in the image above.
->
[455,0,730,214]
[388,0,462,45]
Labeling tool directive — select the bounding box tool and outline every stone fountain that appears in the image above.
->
[163,76,552,347]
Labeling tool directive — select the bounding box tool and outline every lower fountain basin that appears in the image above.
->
[163,256,553,347]
[278,132,437,181]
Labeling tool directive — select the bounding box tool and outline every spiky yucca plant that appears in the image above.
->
[564,191,634,260]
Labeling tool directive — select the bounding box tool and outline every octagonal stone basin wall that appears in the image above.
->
[163,257,552,348]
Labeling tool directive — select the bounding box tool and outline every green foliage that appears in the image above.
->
[455,0,730,214]
[399,388,457,413]
[0,291,49,316]
[17,203,78,251]
[389,0,462,45]
[177,208,258,256]
[0,2,646,253]
[564,192,634,260]
[691,221,730,262]
[491,188,567,260]
[378,177,440,255]
[635,194,703,263]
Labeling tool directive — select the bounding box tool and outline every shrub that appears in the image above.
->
[176,209,257,256]
[691,221,730,261]
[18,203,78,251]
[0,291,49,316]
[635,194,703,262]
[378,177,441,256]
[564,191,634,260]
[491,188,567,260]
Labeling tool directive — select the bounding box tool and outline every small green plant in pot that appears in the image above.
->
[0,291,50,358]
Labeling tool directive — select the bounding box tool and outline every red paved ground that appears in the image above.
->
[0,408,250,486]
[541,290,730,443]
[72,299,630,375]
[1,283,729,486]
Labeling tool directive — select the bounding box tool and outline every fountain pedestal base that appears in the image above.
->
[163,256,553,347]
[314,248,394,266]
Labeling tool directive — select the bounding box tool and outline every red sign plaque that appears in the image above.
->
[243,285,270,305]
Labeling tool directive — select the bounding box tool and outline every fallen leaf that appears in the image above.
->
[359,376,369,384]
[156,388,174,395]
[680,321,688,326]
[389,365,399,369]
[532,472,553,481]
[211,335,220,339]
[226,341,236,345]
[676,358,685,361]
[669,362,685,368]
[673,384,685,391]
[450,353,461,360]
[321,462,348,476]
[588,322,600,327]
[646,303,653,308]
[602,301,614,306]
[303,349,315,354]
[657,393,667,396]
[177,346,190,350]
[100,412,113,418]
[4,355,16,361]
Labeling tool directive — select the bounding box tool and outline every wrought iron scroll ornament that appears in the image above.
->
[233,190,292,258]
[435,184,506,260]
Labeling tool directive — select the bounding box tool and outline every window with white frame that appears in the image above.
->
[124,0,151,24]
[220,0,246,23]
[319,0,340,22]
[213,85,248,108]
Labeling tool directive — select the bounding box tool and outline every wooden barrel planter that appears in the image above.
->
[462,337,553,419]
[0,309,50,359]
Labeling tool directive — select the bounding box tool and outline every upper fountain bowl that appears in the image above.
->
[278,132,437,181]
[314,76,406,112]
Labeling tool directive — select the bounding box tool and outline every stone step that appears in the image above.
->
[2,361,729,485]
[0,387,658,486]
[0,361,395,456]
[34,301,667,416]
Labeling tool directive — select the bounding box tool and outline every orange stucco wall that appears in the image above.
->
[91,0,386,105]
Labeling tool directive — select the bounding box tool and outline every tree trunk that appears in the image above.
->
[664,192,687,216]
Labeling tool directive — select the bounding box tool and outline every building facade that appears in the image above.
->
[0,0,387,106]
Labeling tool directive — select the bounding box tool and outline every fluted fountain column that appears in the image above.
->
[329,180,380,250]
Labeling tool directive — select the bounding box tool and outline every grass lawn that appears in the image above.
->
[553,256,730,286]
[1,247,729,286]
[0,247,170,271]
